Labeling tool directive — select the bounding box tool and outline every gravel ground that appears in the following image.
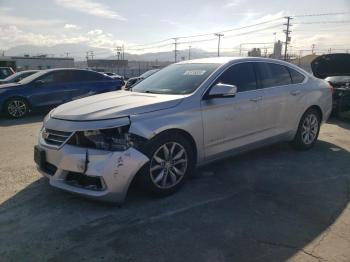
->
[0,114,350,262]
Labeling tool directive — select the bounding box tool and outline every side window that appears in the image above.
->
[38,71,72,84]
[288,68,305,84]
[38,73,54,84]
[256,63,292,88]
[215,62,257,92]
[73,71,108,82]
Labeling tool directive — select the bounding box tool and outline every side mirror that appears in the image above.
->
[205,83,237,99]
[34,80,45,87]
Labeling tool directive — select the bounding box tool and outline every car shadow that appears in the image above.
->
[0,140,349,261]
[327,115,350,130]
[0,112,46,127]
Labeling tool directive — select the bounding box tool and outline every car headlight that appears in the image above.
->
[69,126,148,151]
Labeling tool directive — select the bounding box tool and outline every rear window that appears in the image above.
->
[256,63,292,88]
[72,71,109,81]
[288,68,305,84]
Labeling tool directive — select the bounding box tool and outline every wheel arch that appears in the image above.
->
[306,105,323,121]
[148,128,198,166]
[2,96,31,113]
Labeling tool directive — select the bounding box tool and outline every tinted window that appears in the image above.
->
[288,68,305,84]
[215,62,257,92]
[38,70,73,84]
[72,71,108,82]
[256,63,292,88]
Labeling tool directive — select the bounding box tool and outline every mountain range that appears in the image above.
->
[4,43,235,61]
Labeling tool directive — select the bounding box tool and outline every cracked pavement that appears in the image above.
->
[0,114,350,262]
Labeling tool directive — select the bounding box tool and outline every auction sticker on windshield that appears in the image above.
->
[184,70,206,76]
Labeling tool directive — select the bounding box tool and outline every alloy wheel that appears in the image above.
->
[149,142,188,189]
[7,100,27,118]
[301,113,319,145]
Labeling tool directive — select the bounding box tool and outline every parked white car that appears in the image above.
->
[35,57,332,203]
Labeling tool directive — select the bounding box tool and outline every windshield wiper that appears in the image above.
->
[143,90,164,94]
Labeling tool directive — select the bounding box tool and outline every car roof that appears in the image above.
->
[177,56,308,74]
[41,68,95,73]
[177,56,293,65]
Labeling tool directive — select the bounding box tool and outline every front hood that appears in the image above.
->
[311,53,350,79]
[51,90,185,121]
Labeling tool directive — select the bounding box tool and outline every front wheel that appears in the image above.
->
[138,132,195,196]
[5,98,29,118]
[292,108,321,150]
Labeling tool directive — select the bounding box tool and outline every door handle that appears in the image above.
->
[290,90,301,96]
[250,96,262,102]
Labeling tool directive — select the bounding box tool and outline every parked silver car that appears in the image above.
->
[35,57,332,203]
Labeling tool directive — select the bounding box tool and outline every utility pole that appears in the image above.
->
[90,50,94,60]
[283,16,292,61]
[311,44,315,54]
[173,38,178,62]
[214,33,224,57]
[188,45,191,60]
[86,51,90,61]
[65,52,69,57]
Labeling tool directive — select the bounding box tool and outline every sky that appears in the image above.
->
[0,0,349,57]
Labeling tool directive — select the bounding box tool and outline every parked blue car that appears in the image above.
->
[0,68,123,118]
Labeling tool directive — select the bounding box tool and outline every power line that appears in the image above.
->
[125,17,283,49]
[176,17,283,39]
[294,20,350,24]
[292,12,350,17]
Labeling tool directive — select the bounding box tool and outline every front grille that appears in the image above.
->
[42,128,72,147]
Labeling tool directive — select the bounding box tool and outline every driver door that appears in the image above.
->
[200,62,265,159]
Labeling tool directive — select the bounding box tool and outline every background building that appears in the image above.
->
[0,55,74,71]
[248,48,262,57]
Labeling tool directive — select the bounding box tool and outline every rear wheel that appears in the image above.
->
[5,98,29,118]
[292,108,321,150]
[139,132,195,196]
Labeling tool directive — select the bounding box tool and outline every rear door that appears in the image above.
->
[254,62,295,135]
[71,71,121,99]
[201,62,266,158]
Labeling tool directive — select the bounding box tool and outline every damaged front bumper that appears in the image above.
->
[35,139,149,203]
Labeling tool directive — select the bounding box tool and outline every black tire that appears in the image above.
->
[292,108,321,150]
[138,132,195,196]
[4,98,29,118]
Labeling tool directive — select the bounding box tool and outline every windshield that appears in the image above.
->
[18,70,47,84]
[3,72,22,81]
[132,63,220,94]
[4,71,36,82]
[140,69,159,79]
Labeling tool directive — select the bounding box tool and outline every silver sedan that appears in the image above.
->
[35,57,333,203]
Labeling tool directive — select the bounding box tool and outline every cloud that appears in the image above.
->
[160,19,180,26]
[0,25,124,52]
[0,10,63,27]
[55,0,126,20]
[64,24,81,30]
[225,0,243,7]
